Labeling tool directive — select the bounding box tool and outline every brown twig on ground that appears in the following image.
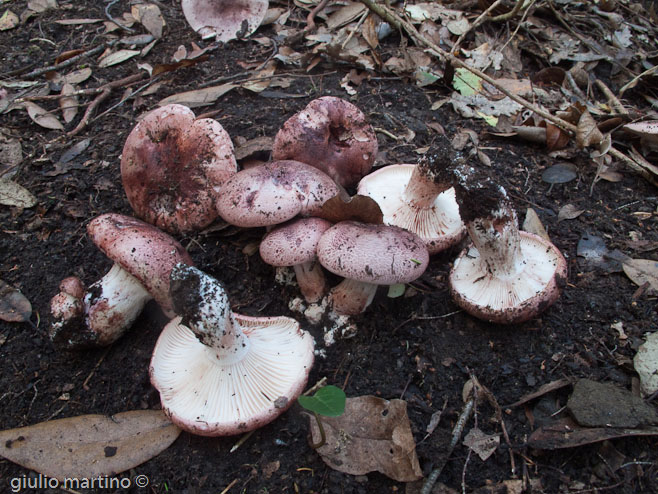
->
[11,44,107,80]
[595,80,628,115]
[306,0,331,32]
[67,72,147,137]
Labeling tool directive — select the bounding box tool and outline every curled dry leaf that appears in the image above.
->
[0,178,38,208]
[23,101,64,130]
[0,410,181,481]
[308,395,422,482]
[315,194,383,225]
[576,110,604,148]
[132,3,165,38]
[558,204,585,222]
[0,279,32,323]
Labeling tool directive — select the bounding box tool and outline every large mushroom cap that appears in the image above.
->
[182,0,269,41]
[317,221,429,284]
[357,164,465,253]
[121,104,237,234]
[87,213,194,313]
[260,217,333,267]
[272,96,378,188]
[216,160,339,227]
[150,264,314,436]
[450,231,567,324]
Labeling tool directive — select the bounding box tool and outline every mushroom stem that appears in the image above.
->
[328,278,378,316]
[466,203,523,279]
[169,264,251,363]
[403,163,452,209]
[293,261,326,304]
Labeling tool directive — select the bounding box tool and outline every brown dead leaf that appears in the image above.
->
[622,258,658,295]
[234,136,273,161]
[132,3,164,38]
[0,410,181,481]
[522,208,549,241]
[505,378,574,408]
[545,122,570,151]
[98,49,140,68]
[241,61,276,93]
[64,67,92,85]
[558,204,585,222]
[151,55,209,76]
[59,83,78,124]
[576,110,604,148]
[157,83,236,108]
[54,18,104,25]
[27,0,57,14]
[309,396,422,482]
[23,101,64,130]
[0,178,38,209]
[316,194,383,224]
[55,49,84,64]
[463,427,500,461]
[0,279,32,323]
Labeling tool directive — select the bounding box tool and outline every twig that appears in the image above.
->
[105,0,134,33]
[620,65,658,96]
[453,0,505,52]
[12,44,107,80]
[420,394,475,494]
[306,0,331,32]
[490,0,525,22]
[595,80,628,115]
[230,430,255,453]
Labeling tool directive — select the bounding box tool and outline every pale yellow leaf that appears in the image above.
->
[0,410,181,481]
[0,10,19,31]
[522,208,550,241]
[0,178,37,208]
[98,49,140,68]
[23,101,64,130]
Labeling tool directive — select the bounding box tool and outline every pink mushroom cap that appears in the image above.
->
[181,0,269,41]
[272,96,378,188]
[121,104,237,234]
[216,160,339,227]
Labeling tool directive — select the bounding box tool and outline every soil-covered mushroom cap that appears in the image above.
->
[150,264,314,436]
[182,0,269,41]
[317,221,429,284]
[272,96,378,188]
[87,213,194,313]
[216,160,339,227]
[121,104,237,234]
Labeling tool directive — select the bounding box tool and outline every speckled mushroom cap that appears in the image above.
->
[357,164,465,254]
[150,264,314,436]
[260,218,333,266]
[87,213,194,314]
[182,0,269,41]
[272,96,378,188]
[216,160,339,227]
[121,104,237,234]
[317,221,430,284]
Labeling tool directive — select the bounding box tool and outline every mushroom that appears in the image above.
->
[150,264,314,436]
[181,0,269,41]
[449,168,567,324]
[216,160,339,227]
[49,214,194,348]
[357,146,466,254]
[260,217,332,303]
[121,104,237,234]
[317,221,430,315]
[272,96,378,188]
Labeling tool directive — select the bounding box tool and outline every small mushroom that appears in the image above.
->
[181,0,269,41]
[317,221,430,315]
[449,168,567,324]
[150,264,314,436]
[216,160,339,227]
[121,104,237,234]
[259,217,332,303]
[357,145,466,253]
[272,97,378,188]
[49,214,194,348]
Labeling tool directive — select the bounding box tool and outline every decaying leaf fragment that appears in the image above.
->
[634,332,658,398]
[622,258,658,295]
[0,410,181,481]
[23,101,64,130]
[0,178,37,208]
[308,395,422,482]
[463,427,500,461]
[0,279,32,323]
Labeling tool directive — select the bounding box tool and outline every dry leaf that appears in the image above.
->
[54,18,103,25]
[326,3,366,30]
[0,178,38,208]
[463,427,500,461]
[316,194,383,224]
[0,410,181,481]
[622,258,658,295]
[64,67,92,85]
[558,204,585,222]
[157,83,236,108]
[241,61,276,93]
[0,133,22,173]
[522,208,549,241]
[0,279,32,323]
[27,0,57,14]
[98,50,140,68]
[0,10,19,31]
[59,83,78,124]
[23,101,64,130]
[132,3,164,38]
[634,332,658,397]
[309,395,422,482]
[234,136,273,161]
[576,110,603,148]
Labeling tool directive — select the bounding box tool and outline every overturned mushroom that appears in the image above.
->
[357,145,465,254]
[317,221,430,315]
[449,168,567,324]
[260,217,333,303]
[121,104,237,234]
[49,214,193,348]
[182,0,269,41]
[272,97,378,188]
[216,160,339,227]
[150,264,314,436]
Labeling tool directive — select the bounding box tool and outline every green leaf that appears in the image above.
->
[453,68,482,97]
[387,283,406,298]
[298,385,346,417]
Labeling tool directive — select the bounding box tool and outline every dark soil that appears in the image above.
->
[1,1,657,493]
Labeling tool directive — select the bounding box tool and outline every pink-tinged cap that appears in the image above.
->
[87,214,194,313]
[121,104,237,234]
[260,218,332,266]
[216,160,339,227]
[272,96,378,187]
[181,0,269,41]
[317,221,429,284]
